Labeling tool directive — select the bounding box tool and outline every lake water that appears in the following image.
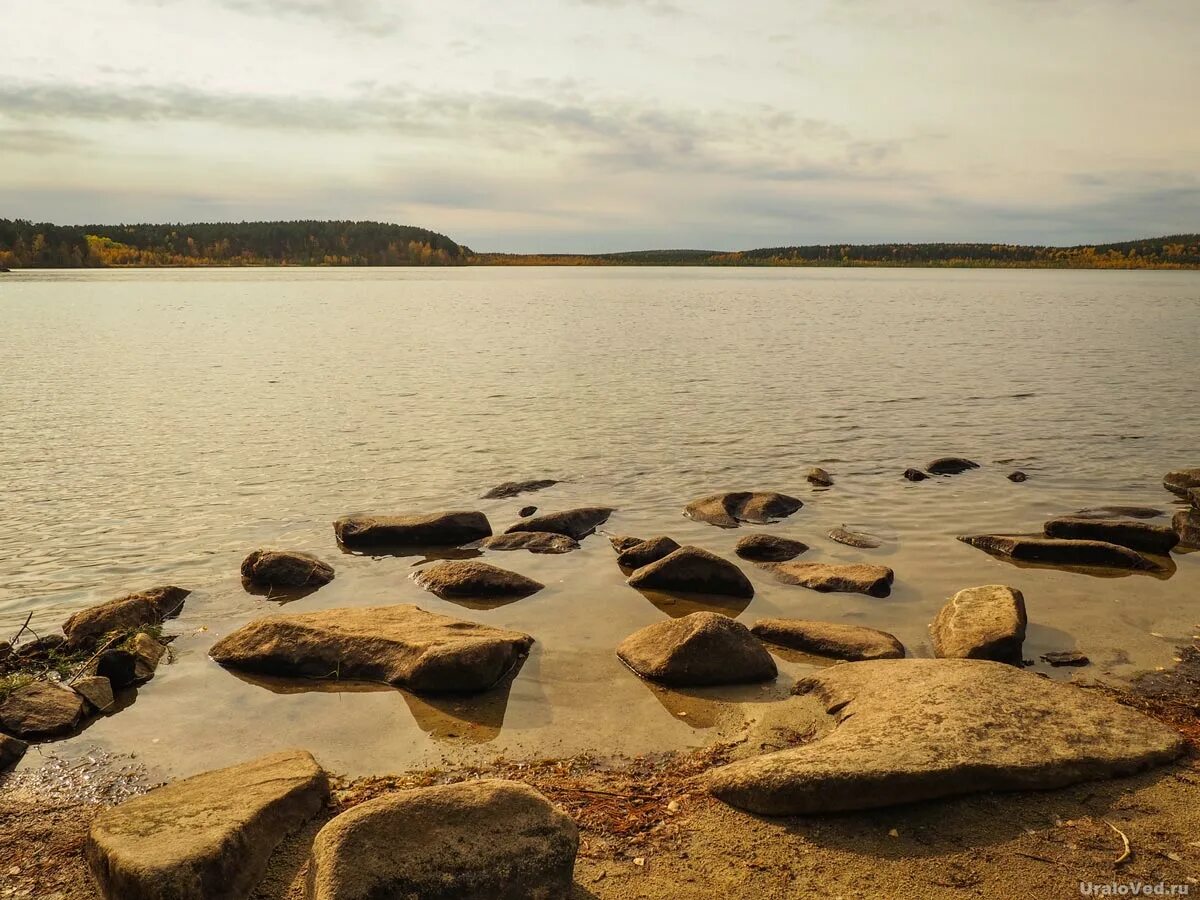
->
[2,266,1198,779]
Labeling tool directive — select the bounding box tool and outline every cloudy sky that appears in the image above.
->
[1,0,1197,251]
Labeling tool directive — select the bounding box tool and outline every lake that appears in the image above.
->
[1,266,1198,779]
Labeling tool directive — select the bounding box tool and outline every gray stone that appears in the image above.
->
[1043,517,1178,555]
[333,511,491,548]
[503,507,613,540]
[0,681,87,738]
[750,618,904,661]
[958,534,1160,571]
[706,658,1185,815]
[0,733,27,771]
[617,612,776,686]
[931,585,1027,662]
[413,560,544,600]
[626,546,754,599]
[62,586,190,649]
[240,550,334,588]
[481,479,559,499]
[616,536,680,569]
[305,780,578,900]
[763,561,894,598]
[827,527,882,549]
[734,534,808,562]
[1043,650,1089,667]
[927,457,979,475]
[86,749,328,900]
[479,532,579,554]
[72,675,115,712]
[1163,467,1200,497]
[683,491,802,528]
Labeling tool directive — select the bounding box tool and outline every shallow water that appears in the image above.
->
[2,266,1198,779]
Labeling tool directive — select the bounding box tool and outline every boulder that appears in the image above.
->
[626,546,754,599]
[413,561,544,600]
[333,512,491,548]
[517,505,537,517]
[1163,467,1200,497]
[806,467,833,487]
[0,681,87,738]
[750,618,904,661]
[607,534,645,553]
[62,586,190,648]
[72,675,115,712]
[481,479,558,499]
[0,733,27,771]
[734,534,808,562]
[1007,471,1028,482]
[616,612,776,686]
[94,649,139,689]
[210,605,533,694]
[931,585,1027,661]
[958,534,1160,571]
[1173,509,1200,549]
[1073,505,1164,520]
[1043,650,1089,667]
[706,658,1185,815]
[305,780,577,900]
[827,527,881,549]
[504,507,613,540]
[903,468,929,482]
[479,532,579,554]
[240,550,334,588]
[763,561,894,598]
[1042,517,1178,555]
[616,536,680,569]
[86,749,329,900]
[927,457,980,475]
[683,491,802,528]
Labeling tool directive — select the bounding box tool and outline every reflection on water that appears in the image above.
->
[635,588,754,618]
[639,678,797,730]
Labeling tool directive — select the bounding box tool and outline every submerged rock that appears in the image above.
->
[86,749,329,900]
[734,534,808,562]
[481,479,559,499]
[707,658,1184,815]
[334,511,492,548]
[62,585,190,649]
[903,468,929,482]
[1043,517,1178,555]
[413,560,544,600]
[927,457,980,475]
[683,491,803,528]
[504,507,613,540]
[1174,509,1200,549]
[763,561,894,598]
[1043,650,1090,667]
[241,550,334,588]
[958,534,1160,571]
[616,612,776,686]
[931,585,1027,662]
[806,467,833,487]
[750,618,904,661]
[1007,471,1028,482]
[0,733,27,771]
[305,780,578,900]
[479,532,579,554]
[1073,505,1165,520]
[616,536,680,570]
[209,605,533,694]
[827,527,882,549]
[626,546,754,599]
[1163,467,1200,497]
[0,681,88,738]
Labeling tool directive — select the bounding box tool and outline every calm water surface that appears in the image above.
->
[1,267,1198,779]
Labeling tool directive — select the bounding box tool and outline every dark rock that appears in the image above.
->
[241,550,334,588]
[0,733,27,771]
[750,618,904,661]
[626,546,754,599]
[517,505,537,517]
[734,534,808,562]
[95,650,138,689]
[1043,650,1090,667]
[763,561,894,598]
[305,780,578,900]
[616,536,680,569]
[806,467,833,487]
[683,491,802,528]
[1163,467,1200,497]
[0,681,88,738]
[1007,471,1028,482]
[1073,506,1164,520]
[504,507,613,540]
[827,527,881,549]
[62,586,190,649]
[479,532,579,554]
[481,479,559,499]
[903,468,929,482]
[334,511,491,548]
[958,534,1160,571]
[1174,509,1200,549]
[86,750,329,900]
[128,633,167,681]
[413,560,544,599]
[1043,517,1179,555]
[210,605,533,694]
[72,675,115,712]
[607,534,645,553]
[927,457,980,475]
[14,633,66,661]
[617,612,776,686]
[931,585,1027,662]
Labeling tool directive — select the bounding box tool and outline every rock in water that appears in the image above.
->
[903,468,929,482]
[481,479,559,499]
[958,534,1160,571]
[86,749,329,900]
[616,536,680,569]
[1073,506,1164,520]
[504,507,613,540]
[706,658,1184,815]
[128,632,167,681]
[1043,650,1090,667]
[1174,509,1200,549]
[413,560,544,600]
[626,546,754,598]
[683,491,803,528]
[209,605,533,694]
[607,534,645,553]
[1163,467,1200,497]
[62,586,190,648]
[517,505,537,517]
[616,612,776,686]
[1042,517,1178,555]
[931,585,1027,662]
[241,550,334,588]
[0,733,27,771]
[305,780,578,900]
[734,534,808,562]
[1007,471,1028,482]
[72,675,115,712]
[750,619,904,661]
[806,467,833,487]
[0,681,88,738]
[763,561,894,598]
[479,532,579,554]
[333,512,491,548]
[1191,488,1200,510]
[827,527,882,549]
[927,457,980,475]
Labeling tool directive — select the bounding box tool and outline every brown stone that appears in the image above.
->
[683,491,802,528]
[480,532,579,554]
[1163,467,1200,497]
[763,561,894,598]
[626,546,754,598]
[241,550,334,588]
[62,586,190,648]
[616,536,680,569]
[0,681,87,738]
[481,479,559,499]
[931,585,1027,662]
[958,534,1160,571]
[750,618,904,661]
[503,507,613,540]
[1043,517,1178,555]
[927,457,980,475]
[734,534,808,562]
[413,560,544,600]
[333,511,491,548]
[617,612,776,686]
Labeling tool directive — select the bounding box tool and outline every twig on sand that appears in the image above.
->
[1013,851,1059,866]
[1104,820,1132,866]
[546,786,662,801]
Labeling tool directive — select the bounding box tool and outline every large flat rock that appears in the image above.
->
[305,780,578,900]
[333,512,491,548]
[63,585,190,648]
[1042,517,1178,555]
[0,680,88,738]
[617,611,776,686]
[931,584,1027,662]
[626,546,754,598]
[1163,467,1200,497]
[750,618,904,661]
[958,534,1160,571]
[683,491,802,528]
[479,532,579,554]
[762,561,894,598]
[412,560,544,600]
[480,479,559,499]
[210,605,533,694]
[87,749,328,900]
[503,506,613,540]
[707,658,1184,815]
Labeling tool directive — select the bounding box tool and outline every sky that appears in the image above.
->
[1,0,1198,252]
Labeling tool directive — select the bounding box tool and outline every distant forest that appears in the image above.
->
[2,219,1199,269]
